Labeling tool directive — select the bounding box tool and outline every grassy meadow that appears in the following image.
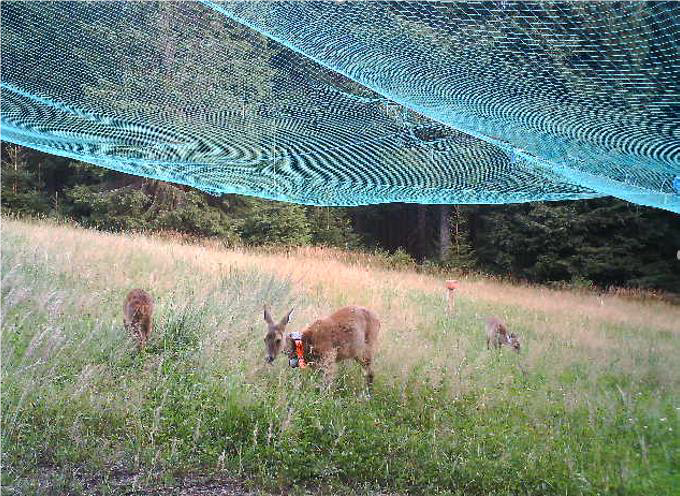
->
[2,218,679,495]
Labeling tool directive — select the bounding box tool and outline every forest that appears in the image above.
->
[2,141,678,293]
[3,2,678,294]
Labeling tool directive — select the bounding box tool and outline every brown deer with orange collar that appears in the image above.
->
[263,305,380,390]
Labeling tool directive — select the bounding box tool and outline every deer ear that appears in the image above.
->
[280,307,294,326]
[263,305,274,326]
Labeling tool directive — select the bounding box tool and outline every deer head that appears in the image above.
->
[508,332,521,352]
[263,305,294,364]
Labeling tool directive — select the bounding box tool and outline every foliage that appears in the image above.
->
[472,200,680,292]
[240,201,311,246]
[373,247,417,271]
[66,184,150,231]
[305,207,362,249]
[0,145,50,215]
[153,190,239,241]
[1,143,678,293]
[441,206,477,271]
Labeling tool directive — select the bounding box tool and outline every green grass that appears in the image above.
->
[2,219,679,495]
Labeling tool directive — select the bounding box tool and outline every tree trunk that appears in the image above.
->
[10,145,22,194]
[417,204,427,260]
[439,204,451,261]
[453,206,461,258]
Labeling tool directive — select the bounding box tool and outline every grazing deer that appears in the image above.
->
[445,279,460,314]
[123,289,154,349]
[263,305,380,390]
[485,316,520,352]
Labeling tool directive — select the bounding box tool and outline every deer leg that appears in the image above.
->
[132,323,145,350]
[141,316,152,349]
[356,354,374,392]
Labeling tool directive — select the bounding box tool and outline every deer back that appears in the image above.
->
[123,289,154,343]
[302,306,379,362]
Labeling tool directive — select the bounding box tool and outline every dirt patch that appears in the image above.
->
[125,475,262,495]
[3,468,265,496]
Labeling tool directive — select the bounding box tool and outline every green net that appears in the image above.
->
[2,1,679,211]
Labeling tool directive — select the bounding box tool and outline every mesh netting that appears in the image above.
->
[1,1,679,211]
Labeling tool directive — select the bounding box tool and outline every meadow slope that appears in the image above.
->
[2,218,679,495]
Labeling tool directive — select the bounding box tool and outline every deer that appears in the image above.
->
[262,305,380,391]
[485,316,520,352]
[123,289,154,350]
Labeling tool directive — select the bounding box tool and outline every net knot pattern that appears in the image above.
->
[2,1,679,211]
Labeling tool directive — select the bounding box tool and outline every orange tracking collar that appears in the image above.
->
[289,331,306,368]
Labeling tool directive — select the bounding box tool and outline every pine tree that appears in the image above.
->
[0,145,49,215]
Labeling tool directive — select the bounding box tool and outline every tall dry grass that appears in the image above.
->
[2,217,679,494]
[6,218,678,384]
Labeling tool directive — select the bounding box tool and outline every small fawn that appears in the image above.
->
[263,305,380,390]
[123,289,154,349]
[485,316,520,352]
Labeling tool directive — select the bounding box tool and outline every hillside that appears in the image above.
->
[2,219,679,494]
